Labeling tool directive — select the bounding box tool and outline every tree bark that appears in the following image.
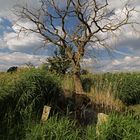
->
[73,72,84,94]
[72,58,84,94]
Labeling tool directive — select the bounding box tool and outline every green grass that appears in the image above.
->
[97,113,140,140]
[0,69,140,139]
[128,104,140,117]
[82,72,140,105]
[0,69,63,140]
[25,115,83,140]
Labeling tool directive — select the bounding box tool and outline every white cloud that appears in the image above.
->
[4,31,43,53]
[0,0,140,72]
[112,60,121,65]
[13,20,37,32]
[94,56,140,72]
[0,18,50,55]
[0,52,47,71]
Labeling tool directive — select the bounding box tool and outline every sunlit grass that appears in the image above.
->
[0,70,140,139]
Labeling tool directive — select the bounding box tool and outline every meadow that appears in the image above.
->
[0,68,140,140]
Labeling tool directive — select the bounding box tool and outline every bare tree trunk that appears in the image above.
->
[73,72,84,94]
[72,60,84,94]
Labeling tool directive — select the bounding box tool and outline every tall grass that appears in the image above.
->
[97,113,140,140]
[0,69,62,140]
[0,70,140,139]
[81,73,125,113]
[89,88,125,113]
[5,112,139,140]
[25,115,83,140]
[62,75,74,97]
[82,72,140,106]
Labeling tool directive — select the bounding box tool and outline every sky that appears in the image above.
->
[0,0,140,72]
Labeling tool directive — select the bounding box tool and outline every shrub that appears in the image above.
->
[0,69,62,139]
[82,77,95,92]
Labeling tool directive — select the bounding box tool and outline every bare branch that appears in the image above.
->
[13,0,139,92]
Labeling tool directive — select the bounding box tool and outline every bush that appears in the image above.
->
[82,77,95,92]
[0,69,62,140]
[1,70,140,139]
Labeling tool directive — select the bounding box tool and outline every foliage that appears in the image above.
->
[97,113,140,140]
[0,69,62,139]
[7,66,18,73]
[46,48,71,75]
[85,125,97,140]
[14,0,136,93]
[82,77,95,92]
[82,72,140,105]
[99,72,140,105]
[25,115,83,140]
[115,73,140,105]
[0,70,140,139]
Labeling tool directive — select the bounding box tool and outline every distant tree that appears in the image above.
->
[7,66,18,73]
[25,62,35,68]
[80,69,90,75]
[14,0,137,94]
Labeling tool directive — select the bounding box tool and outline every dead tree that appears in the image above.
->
[14,0,137,94]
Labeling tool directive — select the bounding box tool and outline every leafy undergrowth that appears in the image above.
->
[0,69,140,139]
[1,113,140,140]
[97,113,140,140]
[0,69,63,140]
[81,72,140,105]
[25,116,83,140]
